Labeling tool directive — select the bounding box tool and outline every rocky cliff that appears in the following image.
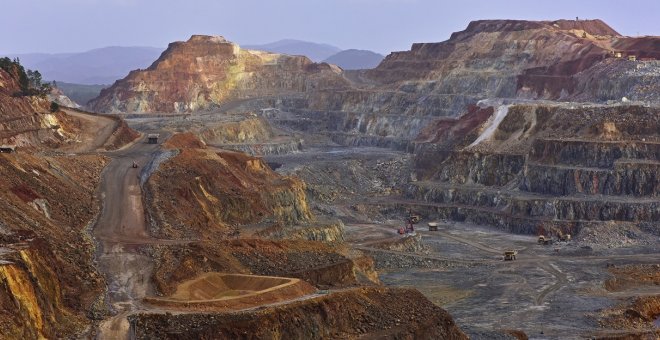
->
[146,133,312,240]
[88,35,348,113]
[0,66,77,147]
[302,20,658,117]
[253,19,657,153]
[405,104,659,235]
[0,152,108,338]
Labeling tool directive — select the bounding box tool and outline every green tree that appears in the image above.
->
[50,101,60,112]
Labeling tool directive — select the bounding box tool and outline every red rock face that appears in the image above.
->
[353,19,659,108]
[91,20,659,116]
[89,35,348,113]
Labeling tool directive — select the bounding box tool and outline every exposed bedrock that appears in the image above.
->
[399,104,659,234]
[305,89,485,117]
[88,35,348,113]
[509,197,659,221]
[429,151,525,186]
[255,220,345,243]
[529,139,660,168]
[520,162,659,196]
[406,182,658,223]
[369,201,578,235]
[280,110,437,139]
[571,59,660,103]
[220,139,303,156]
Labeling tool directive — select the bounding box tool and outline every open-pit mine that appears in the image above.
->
[1,19,659,340]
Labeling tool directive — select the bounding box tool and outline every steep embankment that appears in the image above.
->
[88,35,348,113]
[407,104,659,237]
[146,133,312,240]
[0,152,108,338]
[268,20,659,151]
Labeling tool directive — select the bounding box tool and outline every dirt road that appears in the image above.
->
[61,109,119,152]
[93,136,162,340]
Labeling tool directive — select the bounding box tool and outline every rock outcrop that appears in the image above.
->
[403,104,659,235]
[89,35,348,113]
[262,19,659,152]
[0,152,108,338]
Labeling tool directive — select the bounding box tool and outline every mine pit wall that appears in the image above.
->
[529,139,660,168]
[429,151,525,186]
[370,201,586,235]
[257,221,346,243]
[219,139,303,156]
[520,162,659,196]
[0,248,75,339]
[406,183,659,223]
[275,109,437,139]
[305,89,485,118]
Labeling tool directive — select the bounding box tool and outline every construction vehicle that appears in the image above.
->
[558,232,571,242]
[504,250,517,261]
[398,211,421,234]
[428,222,438,231]
[538,235,553,245]
[132,161,139,168]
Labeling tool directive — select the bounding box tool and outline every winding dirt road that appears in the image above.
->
[61,109,119,153]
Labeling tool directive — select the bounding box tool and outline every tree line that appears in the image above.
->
[0,57,54,97]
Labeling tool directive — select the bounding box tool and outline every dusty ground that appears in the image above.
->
[340,221,660,339]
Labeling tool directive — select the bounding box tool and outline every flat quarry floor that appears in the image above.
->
[344,222,660,339]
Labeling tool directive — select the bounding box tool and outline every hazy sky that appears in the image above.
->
[2,0,659,55]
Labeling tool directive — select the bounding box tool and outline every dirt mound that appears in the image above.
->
[130,287,468,339]
[146,137,311,240]
[103,118,140,150]
[163,132,207,149]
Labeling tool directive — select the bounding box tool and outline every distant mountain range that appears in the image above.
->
[3,40,385,92]
[243,40,384,69]
[3,46,164,85]
[323,49,384,70]
[243,39,342,62]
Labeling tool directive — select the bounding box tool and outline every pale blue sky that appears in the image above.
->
[2,0,658,54]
